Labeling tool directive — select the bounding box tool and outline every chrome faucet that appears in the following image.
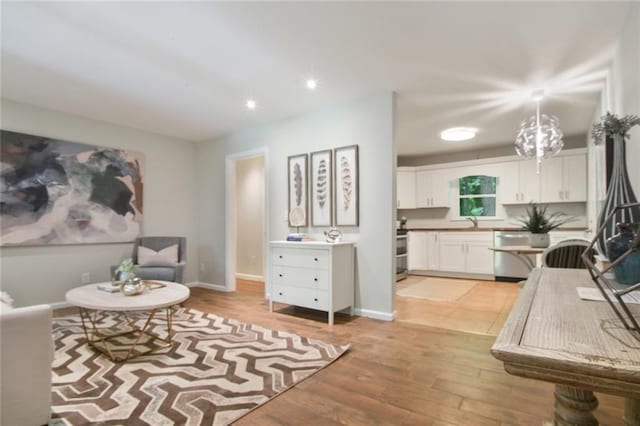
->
[466,216,478,229]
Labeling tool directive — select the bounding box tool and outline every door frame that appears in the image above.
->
[225,147,269,293]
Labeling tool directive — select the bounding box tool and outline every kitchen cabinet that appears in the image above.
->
[269,241,354,325]
[416,170,450,208]
[408,231,427,270]
[426,232,440,270]
[408,231,439,271]
[397,169,416,209]
[501,160,540,204]
[540,154,587,203]
[438,232,494,275]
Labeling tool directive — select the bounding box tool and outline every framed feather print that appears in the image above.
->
[334,145,359,226]
[310,149,333,227]
[287,153,308,227]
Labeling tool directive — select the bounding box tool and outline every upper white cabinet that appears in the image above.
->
[416,170,450,208]
[540,154,587,203]
[438,232,494,275]
[500,160,541,204]
[397,169,416,209]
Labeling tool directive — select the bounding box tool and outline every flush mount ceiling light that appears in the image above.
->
[440,127,477,141]
[306,79,317,90]
[246,99,257,110]
[514,89,564,173]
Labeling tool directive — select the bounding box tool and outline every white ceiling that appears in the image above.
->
[0,2,632,156]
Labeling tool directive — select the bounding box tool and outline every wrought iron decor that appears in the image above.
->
[582,202,640,334]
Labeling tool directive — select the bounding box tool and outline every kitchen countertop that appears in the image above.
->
[404,227,589,232]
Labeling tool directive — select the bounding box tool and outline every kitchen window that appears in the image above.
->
[458,175,497,217]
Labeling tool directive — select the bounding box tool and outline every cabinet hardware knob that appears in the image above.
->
[279,292,283,296]
[278,255,283,259]
[314,298,318,302]
[279,274,283,277]
[314,258,318,261]
[314,278,318,282]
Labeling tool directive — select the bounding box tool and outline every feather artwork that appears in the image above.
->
[340,156,352,211]
[316,159,328,208]
[293,162,303,206]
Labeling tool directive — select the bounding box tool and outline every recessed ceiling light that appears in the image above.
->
[306,79,317,90]
[440,127,478,141]
[246,99,257,110]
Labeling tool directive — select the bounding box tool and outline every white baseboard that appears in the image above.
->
[409,270,495,281]
[190,282,231,292]
[235,273,264,282]
[353,308,395,322]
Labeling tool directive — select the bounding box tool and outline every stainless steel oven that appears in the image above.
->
[396,234,408,281]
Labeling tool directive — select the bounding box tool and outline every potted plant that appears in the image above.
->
[397,216,408,235]
[113,258,135,283]
[516,203,575,248]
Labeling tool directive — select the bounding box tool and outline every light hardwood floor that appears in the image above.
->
[395,275,519,336]
[56,280,625,424]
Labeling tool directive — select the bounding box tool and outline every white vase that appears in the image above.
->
[530,233,550,248]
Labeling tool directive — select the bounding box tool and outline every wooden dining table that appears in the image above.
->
[491,268,640,425]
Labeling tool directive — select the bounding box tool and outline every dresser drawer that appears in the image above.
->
[272,286,329,310]
[272,266,329,290]
[272,248,329,270]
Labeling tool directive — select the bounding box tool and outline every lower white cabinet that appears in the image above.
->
[408,231,440,271]
[408,231,427,270]
[438,232,495,275]
[269,241,354,325]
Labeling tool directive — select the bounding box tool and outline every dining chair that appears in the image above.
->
[542,238,594,269]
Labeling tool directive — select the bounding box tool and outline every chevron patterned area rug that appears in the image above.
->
[51,307,350,425]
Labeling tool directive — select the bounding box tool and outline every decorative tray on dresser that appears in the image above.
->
[268,241,355,325]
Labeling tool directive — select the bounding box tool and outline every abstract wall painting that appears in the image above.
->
[310,149,333,227]
[334,145,359,226]
[0,130,144,246]
[287,153,308,227]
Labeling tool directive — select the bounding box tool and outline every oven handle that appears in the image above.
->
[496,234,529,239]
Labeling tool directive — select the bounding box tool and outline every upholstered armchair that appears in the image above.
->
[1,302,53,426]
[112,236,187,283]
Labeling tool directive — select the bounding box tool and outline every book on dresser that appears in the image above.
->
[268,240,355,325]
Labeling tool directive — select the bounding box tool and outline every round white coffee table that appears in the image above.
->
[66,281,190,362]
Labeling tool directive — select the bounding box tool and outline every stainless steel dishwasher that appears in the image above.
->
[493,231,534,281]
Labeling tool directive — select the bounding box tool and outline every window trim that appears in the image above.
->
[457,175,499,219]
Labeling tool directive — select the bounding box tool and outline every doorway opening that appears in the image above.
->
[225,149,268,296]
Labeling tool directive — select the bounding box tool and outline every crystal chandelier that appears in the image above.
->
[514,89,564,173]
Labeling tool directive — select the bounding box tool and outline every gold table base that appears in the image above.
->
[78,306,175,362]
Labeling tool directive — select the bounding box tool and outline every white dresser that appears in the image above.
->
[269,241,355,325]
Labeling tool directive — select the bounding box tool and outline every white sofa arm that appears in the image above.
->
[1,304,53,426]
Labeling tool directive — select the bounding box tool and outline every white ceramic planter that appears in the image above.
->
[530,233,550,248]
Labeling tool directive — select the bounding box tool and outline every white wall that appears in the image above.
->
[197,92,397,318]
[617,3,640,196]
[235,156,265,278]
[588,4,640,228]
[398,134,587,167]
[0,100,200,307]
